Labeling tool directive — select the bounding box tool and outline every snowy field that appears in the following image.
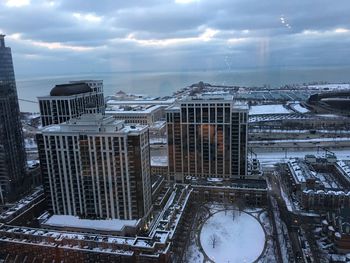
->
[200,210,266,263]
[249,104,291,115]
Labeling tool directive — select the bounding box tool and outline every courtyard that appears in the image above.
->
[183,203,277,263]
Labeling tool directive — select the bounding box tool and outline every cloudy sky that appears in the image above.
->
[1,0,350,77]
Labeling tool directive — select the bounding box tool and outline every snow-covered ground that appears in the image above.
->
[184,237,204,263]
[258,211,277,263]
[200,211,265,263]
[250,104,291,115]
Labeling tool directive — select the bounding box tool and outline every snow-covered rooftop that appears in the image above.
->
[105,104,164,115]
[288,158,312,183]
[106,98,176,106]
[43,215,139,232]
[290,103,310,114]
[41,114,148,135]
[151,156,168,166]
[249,104,291,115]
[336,160,350,183]
[0,187,43,221]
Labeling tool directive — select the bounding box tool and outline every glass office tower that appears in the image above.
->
[0,35,27,202]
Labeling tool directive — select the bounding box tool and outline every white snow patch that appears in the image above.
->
[200,211,265,263]
[44,215,138,232]
[151,156,168,166]
[250,104,291,115]
[292,103,310,114]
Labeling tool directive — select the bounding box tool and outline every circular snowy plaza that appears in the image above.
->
[199,210,266,263]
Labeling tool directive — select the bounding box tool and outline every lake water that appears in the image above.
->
[16,67,350,112]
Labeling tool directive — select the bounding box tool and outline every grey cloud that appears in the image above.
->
[0,0,349,77]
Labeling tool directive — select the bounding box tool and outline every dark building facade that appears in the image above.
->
[166,95,248,182]
[305,91,350,116]
[0,35,27,202]
[38,80,105,127]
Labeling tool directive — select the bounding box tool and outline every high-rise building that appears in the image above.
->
[0,35,27,202]
[166,95,248,182]
[38,80,105,127]
[36,114,152,220]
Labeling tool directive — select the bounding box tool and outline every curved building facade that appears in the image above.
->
[305,91,350,115]
[38,80,105,127]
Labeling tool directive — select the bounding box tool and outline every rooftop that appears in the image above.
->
[186,94,234,101]
[288,157,348,190]
[105,104,164,115]
[107,98,176,106]
[41,114,148,135]
[167,95,248,112]
[0,187,44,222]
[49,82,92,96]
[0,34,5,48]
[0,184,192,257]
[42,215,139,233]
[249,104,291,115]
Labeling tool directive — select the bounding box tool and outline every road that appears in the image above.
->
[266,172,309,262]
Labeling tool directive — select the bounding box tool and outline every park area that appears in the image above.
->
[183,203,277,263]
[200,210,265,262]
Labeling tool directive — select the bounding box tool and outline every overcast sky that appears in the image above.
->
[1,0,350,77]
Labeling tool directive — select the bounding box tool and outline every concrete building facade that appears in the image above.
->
[38,80,105,127]
[106,105,165,126]
[37,114,152,220]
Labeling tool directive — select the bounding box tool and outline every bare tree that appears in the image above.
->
[236,198,246,215]
[209,234,220,249]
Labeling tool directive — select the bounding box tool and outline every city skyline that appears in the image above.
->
[1,0,350,77]
[1,1,350,262]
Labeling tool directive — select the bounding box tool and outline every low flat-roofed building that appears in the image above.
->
[105,104,166,125]
[190,178,267,206]
[0,184,193,263]
[39,212,141,236]
[283,155,350,210]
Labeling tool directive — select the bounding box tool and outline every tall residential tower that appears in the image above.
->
[166,95,248,182]
[0,35,27,202]
[37,114,152,220]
